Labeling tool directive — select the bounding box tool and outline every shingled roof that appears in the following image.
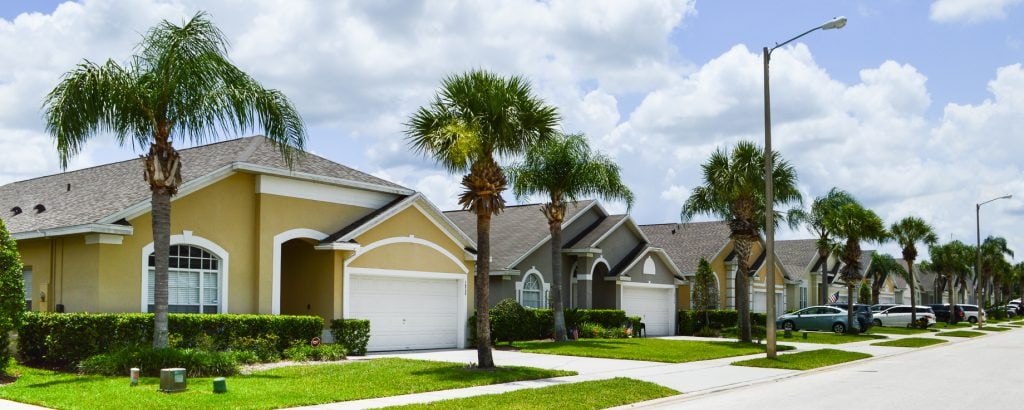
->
[0,136,410,235]
[639,221,731,275]
[443,200,595,271]
[775,239,819,282]
[564,214,626,249]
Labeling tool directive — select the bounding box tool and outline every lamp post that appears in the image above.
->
[975,194,1011,327]
[764,16,846,358]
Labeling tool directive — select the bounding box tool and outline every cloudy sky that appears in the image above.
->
[1,0,1022,260]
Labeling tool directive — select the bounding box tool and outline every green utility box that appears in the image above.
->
[159,368,187,393]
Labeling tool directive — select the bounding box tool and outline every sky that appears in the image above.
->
[0,0,1022,261]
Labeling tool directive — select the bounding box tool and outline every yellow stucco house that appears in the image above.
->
[0,136,477,352]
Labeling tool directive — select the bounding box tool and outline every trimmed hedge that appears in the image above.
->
[78,346,240,377]
[677,310,768,336]
[330,319,370,356]
[472,299,637,344]
[19,312,323,365]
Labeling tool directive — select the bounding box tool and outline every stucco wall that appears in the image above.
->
[280,238,334,321]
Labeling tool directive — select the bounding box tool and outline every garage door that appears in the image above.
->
[879,295,895,305]
[621,286,674,336]
[752,291,785,314]
[349,274,460,351]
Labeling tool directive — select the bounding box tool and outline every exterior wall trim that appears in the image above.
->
[140,231,230,313]
[272,228,330,315]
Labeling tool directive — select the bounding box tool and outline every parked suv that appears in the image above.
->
[959,304,985,323]
[827,303,873,332]
[873,305,936,328]
[928,304,966,323]
[871,303,897,313]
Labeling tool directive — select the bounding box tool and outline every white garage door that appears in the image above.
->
[879,295,895,305]
[752,291,785,315]
[349,274,461,351]
[621,286,674,336]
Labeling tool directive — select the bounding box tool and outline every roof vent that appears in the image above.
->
[34,204,46,214]
[671,229,676,235]
[67,183,71,192]
[10,207,21,216]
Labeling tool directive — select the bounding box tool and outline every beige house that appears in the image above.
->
[1,136,476,352]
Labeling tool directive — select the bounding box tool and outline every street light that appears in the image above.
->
[974,194,1012,327]
[764,16,846,358]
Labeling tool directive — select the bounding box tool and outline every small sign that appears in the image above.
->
[311,337,321,347]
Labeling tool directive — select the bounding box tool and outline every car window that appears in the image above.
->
[889,307,910,314]
[962,306,978,312]
[797,307,815,315]
[824,307,841,314]
[916,307,933,313]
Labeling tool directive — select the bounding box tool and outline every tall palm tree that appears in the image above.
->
[832,203,888,333]
[979,236,1013,306]
[927,240,974,323]
[43,12,305,348]
[789,188,857,304]
[866,253,906,305]
[681,140,802,342]
[506,133,633,342]
[406,70,559,368]
[890,217,939,326]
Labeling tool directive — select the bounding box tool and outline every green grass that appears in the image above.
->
[931,322,974,329]
[977,326,1010,332]
[512,338,793,363]
[871,337,948,348]
[936,330,986,338]
[731,349,871,370]
[1000,324,1021,328]
[773,330,886,344]
[866,326,933,335]
[0,358,574,410]
[385,377,678,410]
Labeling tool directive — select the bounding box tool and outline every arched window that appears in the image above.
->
[147,245,221,314]
[521,273,543,309]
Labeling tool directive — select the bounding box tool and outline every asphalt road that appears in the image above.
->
[651,328,1024,409]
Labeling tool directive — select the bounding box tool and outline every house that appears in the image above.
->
[641,221,790,316]
[774,239,819,311]
[826,250,876,304]
[0,136,477,352]
[443,201,684,336]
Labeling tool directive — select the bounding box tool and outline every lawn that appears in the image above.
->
[772,330,886,344]
[977,326,1010,332]
[731,349,871,371]
[386,377,678,410]
[512,338,793,363]
[866,326,933,335]
[931,322,973,329]
[1001,324,1022,328]
[936,330,986,338]
[871,337,948,348]
[0,358,574,410]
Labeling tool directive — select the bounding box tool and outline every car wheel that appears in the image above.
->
[782,321,795,331]
[832,323,846,333]
[968,317,977,324]
[872,319,882,327]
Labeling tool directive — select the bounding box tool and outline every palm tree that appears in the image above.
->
[927,240,974,323]
[43,12,305,348]
[979,236,1013,306]
[506,133,633,341]
[889,217,938,326]
[406,70,559,368]
[832,203,888,333]
[866,253,906,305]
[790,188,858,305]
[681,140,802,342]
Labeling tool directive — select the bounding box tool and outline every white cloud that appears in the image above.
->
[930,0,1023,23]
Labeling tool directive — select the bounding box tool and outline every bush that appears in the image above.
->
[284,342,347,362]
[991,309,1008,321]
[78,346,239,377]
[694,326,720,338]
[19,312,322,366]
[490,299,535,344]
[330,319,370,356]
[677,310,769,336]
[0,218,26,376]
[229,335,280,362]
[576,322,605,339]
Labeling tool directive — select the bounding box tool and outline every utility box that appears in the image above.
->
[159,368,187,393]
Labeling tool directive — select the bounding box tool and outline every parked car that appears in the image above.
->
[871,303,897,313]
[928,304,966,323]
[1008,300,1021,315]
[959,304,985,323]
[827,303,873,332]
[776,305,861,333]
[993,305,1018,318]
[873,305,937,328]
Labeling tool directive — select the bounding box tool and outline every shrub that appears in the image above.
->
[19,312,322,366]
[677,310,769,336]
[78,346,239,377]
[330,319,370,356]
[991,309,1007,321]
[284,342,347,361]
[229,335,280,362]
[490,299,535,344]
[0,218,26,376]
[751,325,766,342]
[576,322,605,339]
[694,326,720,338]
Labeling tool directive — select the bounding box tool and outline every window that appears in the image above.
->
[642,257,656,275]
[799,287,807,308]
[147,245,220,314]
[521,273,543,309]
[23,267,32,311]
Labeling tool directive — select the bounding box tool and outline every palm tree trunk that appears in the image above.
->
[549,217,567,342]
[908,261,917,325]
[871,275,882,305]
[152,187,171,348]
[819,249,829,305]
[847,283,856,334]
[948,274,956,324]
[475,212,495,368]
[734,239,752,343]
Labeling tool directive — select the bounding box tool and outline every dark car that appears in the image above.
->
[929,304,966,323]
[827,303,873,332]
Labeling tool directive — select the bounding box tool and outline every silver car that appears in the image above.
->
[872,305,936,327]
[776,305,861,333]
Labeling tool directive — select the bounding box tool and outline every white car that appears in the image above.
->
[958,304,985,323]
[872,305,936,328]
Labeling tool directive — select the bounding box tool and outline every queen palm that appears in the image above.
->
[890,217,938,326]
[866,253,906,305]
[43,12,305,348]
[789,188,858,304]
[681,140,802,342]
[832,203,887,333]
[506,133,633,342]
[406,70,559,368]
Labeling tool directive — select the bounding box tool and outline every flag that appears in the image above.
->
[827,291,840,304]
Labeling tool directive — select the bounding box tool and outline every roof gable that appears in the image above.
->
[639,221,731,274]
